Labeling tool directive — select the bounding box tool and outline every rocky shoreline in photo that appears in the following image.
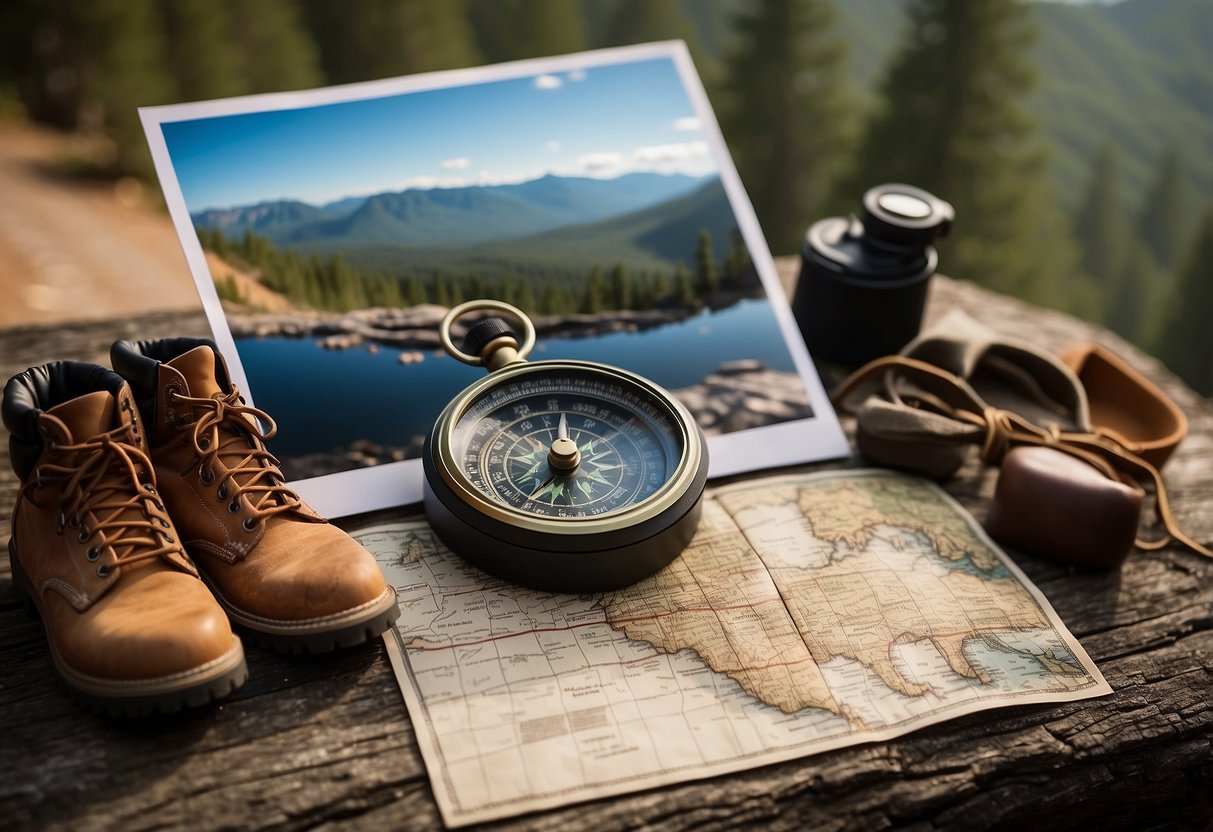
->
[227,304,706,352]
[671,360,812,436]
[277,361,812,481]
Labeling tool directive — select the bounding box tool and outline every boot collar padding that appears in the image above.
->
[3,362,128,481]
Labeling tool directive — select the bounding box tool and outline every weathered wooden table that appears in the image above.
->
[2,266,1211,830]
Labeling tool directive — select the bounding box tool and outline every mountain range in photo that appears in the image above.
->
[191,172,737,278]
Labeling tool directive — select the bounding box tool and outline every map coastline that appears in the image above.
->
[368,469,1111,827]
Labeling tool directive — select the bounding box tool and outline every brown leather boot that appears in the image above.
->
[3,361,247,715]
[111,338,399,653]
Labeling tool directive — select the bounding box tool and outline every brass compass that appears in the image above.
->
[422,300,708,592]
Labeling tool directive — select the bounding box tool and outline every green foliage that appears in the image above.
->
[600,0,695,46]
[1029,1,1213,216]
[674,261,695,305]
[7,0,1208,353]
[1073,144,1124,295]
[468,0,587,63]
[398,0,482,73]
[1104,239,1155,347]
[0,0,319,179]
[214,274,244,305]
[840,0,1078,309]
[303,0,480,82]
[225,0,322,93]
[695,228,719,295]
[582,267,605,314]
[595,1,708,73]
[610,265,632,310]
[1137,147,1187,270]
[722,228,753,288]
[1154,204,1213,396]
[161,0,245,101]
[76,0,178,180]
[200,227,748,318]
[717,0,853,255]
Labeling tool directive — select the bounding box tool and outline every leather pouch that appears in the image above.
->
[1059,343,1187,469]
[985,446,1142,569]
[833,336,1210,562]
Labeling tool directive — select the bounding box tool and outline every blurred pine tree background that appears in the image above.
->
[0,0,1209,393]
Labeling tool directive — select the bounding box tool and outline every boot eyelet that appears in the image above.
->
[199,466,214,485]
[68,513,80,529]
[199,436,211,450]
[143,482,157,494]
[86,547,100,562]
[227,499,241,514]
[77,529,91,544]
[158,518,170,528]
[121,399,132,411]
[163,534,175,544]
[242,517,259,532]
[55,510,65,533]
[96,564,112,578]
[216,484,228,501]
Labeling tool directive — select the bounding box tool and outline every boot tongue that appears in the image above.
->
[45,388,188,576]
[167,345,225,399]
[167,343,282,508]
[47,391,117,442]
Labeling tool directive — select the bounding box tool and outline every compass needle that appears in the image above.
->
[527,471,558,500]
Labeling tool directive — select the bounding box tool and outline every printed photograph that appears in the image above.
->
[145,44,846,512]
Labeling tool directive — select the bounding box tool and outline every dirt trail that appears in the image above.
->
[0,126,202,328]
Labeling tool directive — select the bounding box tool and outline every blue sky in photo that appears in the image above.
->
[160,57,716,212]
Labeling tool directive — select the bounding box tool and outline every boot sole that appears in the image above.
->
[201,578,401,654]
[10,541,249,718]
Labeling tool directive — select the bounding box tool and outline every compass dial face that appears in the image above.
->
[450,367,685,518]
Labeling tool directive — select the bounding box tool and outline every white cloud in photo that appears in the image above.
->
[672,116,701,132]
[567,69,586,82]
[333,142,713,200]
[632,141,710,164]
[393,167,542,192]
[577,151,626,172]
[563,142,714,179]
[394,175,442,191]
[534,74,562,90]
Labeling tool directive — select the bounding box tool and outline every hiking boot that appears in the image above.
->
[111,338,399,653]
[3,361,247,716]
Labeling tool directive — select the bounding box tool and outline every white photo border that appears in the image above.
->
[140,41,849,518]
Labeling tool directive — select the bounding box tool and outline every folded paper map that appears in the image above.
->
[364,469,1110,826]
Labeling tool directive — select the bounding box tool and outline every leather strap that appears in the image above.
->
[834,355,1211,559]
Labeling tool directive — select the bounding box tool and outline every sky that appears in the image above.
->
[159,56,716,213]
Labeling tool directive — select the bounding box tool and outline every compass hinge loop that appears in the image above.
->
[463,318,526,371]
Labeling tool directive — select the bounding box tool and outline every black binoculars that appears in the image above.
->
[792,183,954,367]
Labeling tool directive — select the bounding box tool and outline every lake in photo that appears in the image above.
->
[235,298,797,476]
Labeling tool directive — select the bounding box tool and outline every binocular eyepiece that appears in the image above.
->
[792,183,954,366]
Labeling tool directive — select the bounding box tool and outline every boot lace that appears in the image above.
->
[170,387,303,526]
[22,424,184,576]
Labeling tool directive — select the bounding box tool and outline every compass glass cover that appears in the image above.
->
[450,366,685,518]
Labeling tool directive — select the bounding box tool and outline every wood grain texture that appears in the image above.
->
[1,270,1210,830]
